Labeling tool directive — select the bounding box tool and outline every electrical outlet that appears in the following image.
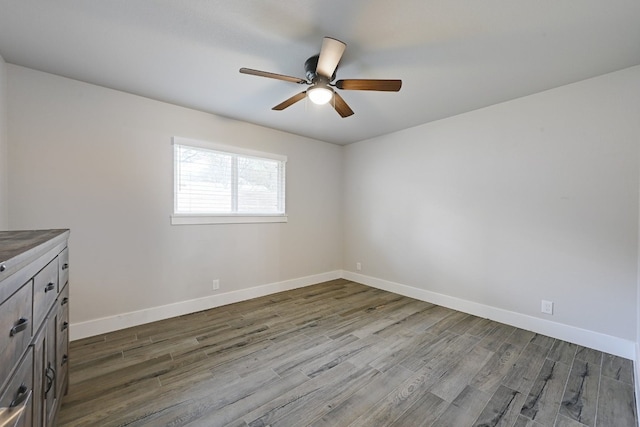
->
[212,279,220,291]
[541,300,553,315]
[356,262,362,271]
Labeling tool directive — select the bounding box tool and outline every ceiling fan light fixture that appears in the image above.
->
[307,85,333,105]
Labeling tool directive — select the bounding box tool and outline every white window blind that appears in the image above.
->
[172,137,287,224]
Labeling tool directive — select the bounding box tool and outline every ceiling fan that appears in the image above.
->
[239,37,402,118]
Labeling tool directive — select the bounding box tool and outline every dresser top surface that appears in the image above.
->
[0,229,69,266]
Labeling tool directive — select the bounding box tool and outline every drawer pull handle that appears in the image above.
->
[9,384,30,408]
[61,297,69,306]
[61,321,69,332]
[62,263,69,271]
[10,318,29,336]
[44,282,56,293]
[45,364,56,394]
[62,354,69,365]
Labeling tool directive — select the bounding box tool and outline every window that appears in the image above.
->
[171,137,287,225]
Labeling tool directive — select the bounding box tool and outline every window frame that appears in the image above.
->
[171,137,288,225]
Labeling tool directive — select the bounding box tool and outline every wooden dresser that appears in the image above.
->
[0,230,70,427]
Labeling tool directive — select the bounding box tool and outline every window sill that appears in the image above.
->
[171,214,288,225]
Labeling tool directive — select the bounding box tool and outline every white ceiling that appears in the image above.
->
[0,1,639,145]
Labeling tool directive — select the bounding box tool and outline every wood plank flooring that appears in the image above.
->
[57,279,637,427]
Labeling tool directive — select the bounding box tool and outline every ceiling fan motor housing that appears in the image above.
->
[305,55,336,82]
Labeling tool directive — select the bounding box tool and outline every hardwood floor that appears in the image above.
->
[58,279,637,427]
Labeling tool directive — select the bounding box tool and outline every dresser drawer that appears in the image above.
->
[0,347,33,427]
[58,284,70,339]
[0,282,33,388]
[58,247,69,292]
[33,259,58,330]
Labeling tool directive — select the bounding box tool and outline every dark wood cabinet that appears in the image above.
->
[0,230,70,427]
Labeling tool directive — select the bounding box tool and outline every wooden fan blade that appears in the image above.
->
[240,68,306,84]
[316,37,346,79]
[335,79,402,91]
[332,92,354,118]
[272,91,307,110]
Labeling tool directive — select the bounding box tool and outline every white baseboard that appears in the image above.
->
[342,271,636,359]
[71,269,636,361]
[70,270,342,341]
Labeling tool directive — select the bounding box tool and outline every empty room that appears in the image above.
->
[0,1,639,426]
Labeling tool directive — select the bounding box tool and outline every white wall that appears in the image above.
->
[637,167,640,415]
[0,53,7,229]
[6,61,640,356]
[344,66,640,351]
[7,65,343,334]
